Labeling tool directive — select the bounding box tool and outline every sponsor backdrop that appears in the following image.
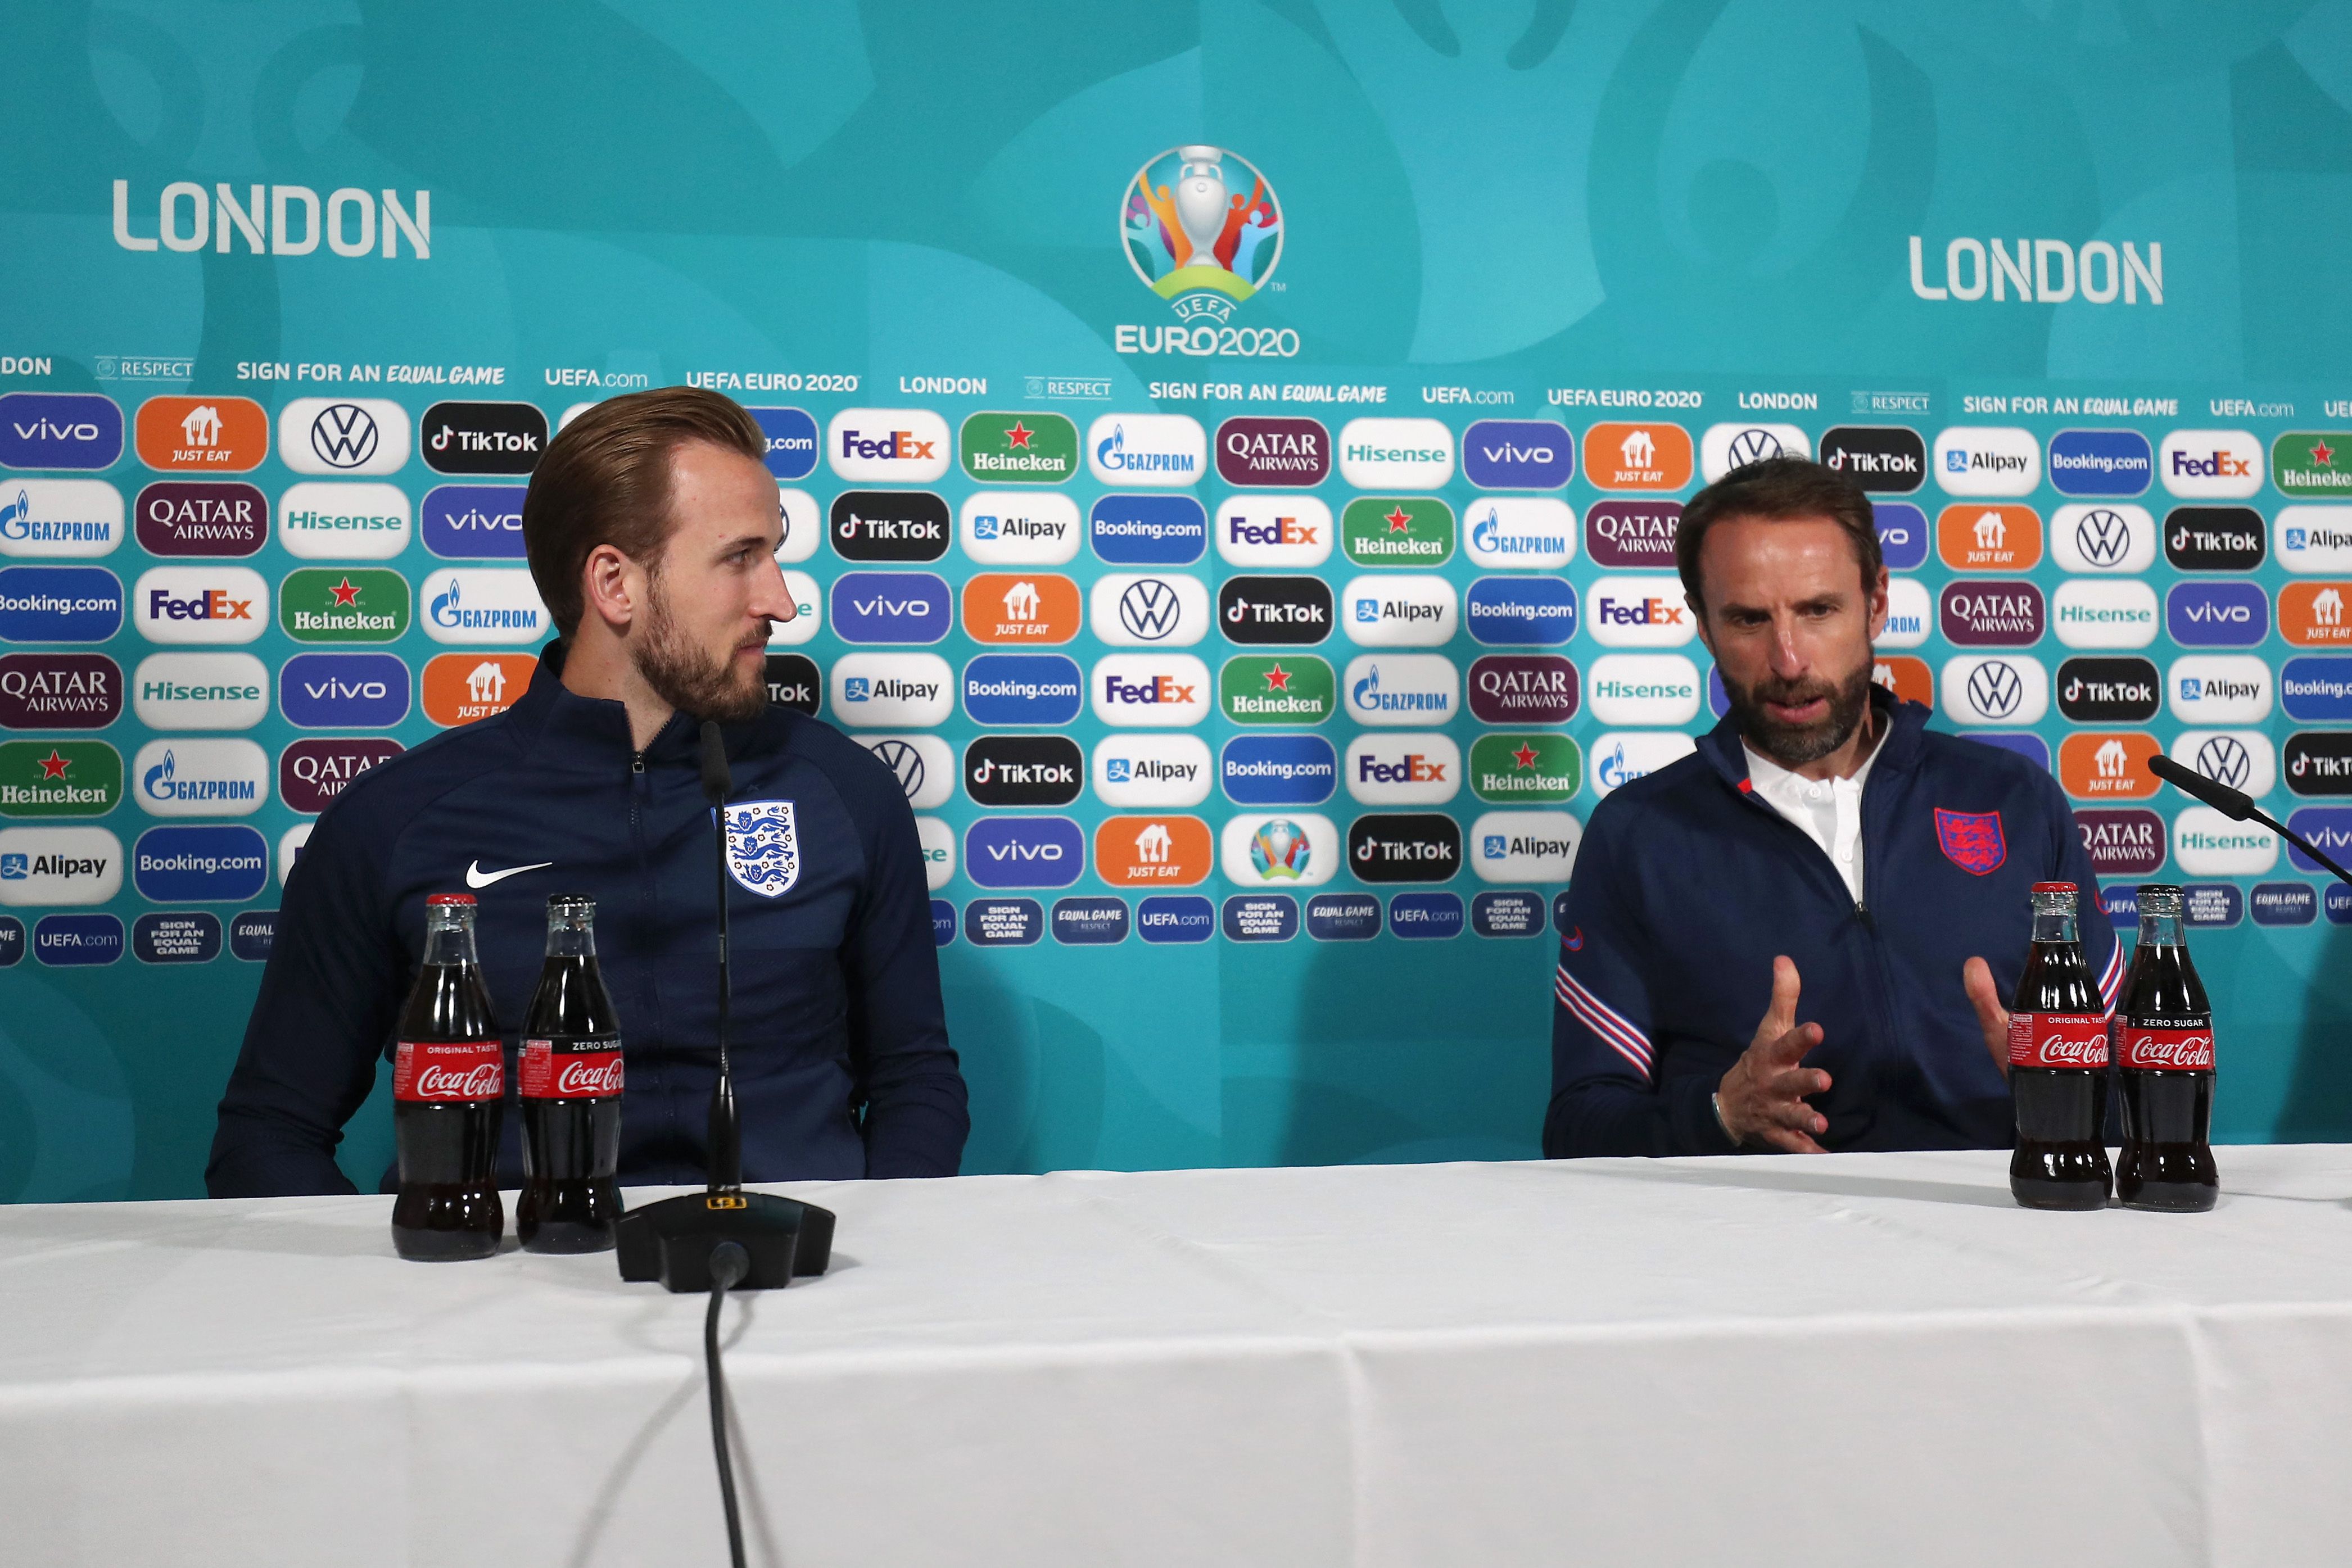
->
[4,3,2351,1199]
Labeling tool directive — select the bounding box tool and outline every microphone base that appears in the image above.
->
[616,1190,835,1293]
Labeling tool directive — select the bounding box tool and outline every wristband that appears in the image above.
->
[1712,1091,1736,1145]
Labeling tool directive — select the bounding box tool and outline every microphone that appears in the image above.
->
[617,718,834,1294]
[699,721,741,1192]
[2148,754,2352,887]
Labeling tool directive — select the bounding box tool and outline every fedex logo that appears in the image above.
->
[1596,594,1684,627]
[1103,673,1197,705]
[1227,514,1318,547]
[1358,753,1446,783]
[148,587,252,622]
[826,409,951,483]
[839,428,937,462]
[2172,450,2249,479]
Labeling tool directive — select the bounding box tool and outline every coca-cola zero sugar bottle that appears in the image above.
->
[2117,884,2219,1212]
[2007,881,2113,1211]
[515,894,625,1253]
[391,894,505,1261]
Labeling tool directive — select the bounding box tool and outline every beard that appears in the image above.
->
[1722,655,1875,768]
[631,574,768,723]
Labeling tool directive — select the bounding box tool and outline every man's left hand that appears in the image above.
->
[1962,957,2008,1079]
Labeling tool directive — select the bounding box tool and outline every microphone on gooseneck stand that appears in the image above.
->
[2147,755,2352,888]
[617,720,836,1293]
[616,724,839,1568]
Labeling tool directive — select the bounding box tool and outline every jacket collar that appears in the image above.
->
[1696,681,1926,795]
[505,640,722,771]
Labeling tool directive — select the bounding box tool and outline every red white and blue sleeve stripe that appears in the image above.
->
[2095,940,2124,1014]
[1555,963,1655,1080]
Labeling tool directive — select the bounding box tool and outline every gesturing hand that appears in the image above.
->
[1961,956,2010,1080]
[1715,955,1831,1153]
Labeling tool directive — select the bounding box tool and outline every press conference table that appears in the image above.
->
[5,1150,2351,1567]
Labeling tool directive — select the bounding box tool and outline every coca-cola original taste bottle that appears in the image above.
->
[516,894,625,1253]
[391,894,506,1261]
[2117,884,2219,1212]
[2006,881,2113,1210]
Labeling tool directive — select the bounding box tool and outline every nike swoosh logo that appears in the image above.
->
[465,859,553,890]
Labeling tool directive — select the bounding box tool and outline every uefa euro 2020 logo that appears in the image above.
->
[1123,146,1282,326]
[1249,817,1311,881]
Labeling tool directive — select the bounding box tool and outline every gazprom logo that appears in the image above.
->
[420,569,547,644]
[1086,414,1205,487]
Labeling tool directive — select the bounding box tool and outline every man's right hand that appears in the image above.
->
[1716,955,1831,1153]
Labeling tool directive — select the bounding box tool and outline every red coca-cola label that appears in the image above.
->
[393,1039,504,1102]
[519,1036,623,1099]
[2007,1012,2110,1070]
[2120,1023,2215,1071]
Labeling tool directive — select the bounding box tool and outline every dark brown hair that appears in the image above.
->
[521,386,767,636]
[1673,455,1883,617]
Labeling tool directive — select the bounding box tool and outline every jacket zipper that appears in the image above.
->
[1733,777,1903,1066]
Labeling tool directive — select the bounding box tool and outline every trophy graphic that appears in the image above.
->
[1172,147,1231,274]
[1125,144,1283,321]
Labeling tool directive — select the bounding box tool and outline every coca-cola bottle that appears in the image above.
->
[2117,884,2219,1212]
[391,894,505,1261]
[515,895,625,1253]
[2006,881,2113,1210]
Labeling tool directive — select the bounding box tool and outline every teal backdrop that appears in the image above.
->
[4,1,2352,1202]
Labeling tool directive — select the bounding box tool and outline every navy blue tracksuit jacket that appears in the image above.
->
[207,649,968,1196]
[1546,687,2122,1158]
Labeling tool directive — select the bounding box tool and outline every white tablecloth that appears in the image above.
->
[4,1148,2351,1566]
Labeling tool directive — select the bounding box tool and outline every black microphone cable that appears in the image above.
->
[704,1238,752,1568]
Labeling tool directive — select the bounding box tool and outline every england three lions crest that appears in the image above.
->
[724,800,800,898]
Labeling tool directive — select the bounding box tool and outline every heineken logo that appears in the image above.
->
[959,412,1078,483]
[1468,733,1580,804]
[1219,654,1335,724]
[0,739,123,818]
[279,568,410,643]
[1341,497,1455,567]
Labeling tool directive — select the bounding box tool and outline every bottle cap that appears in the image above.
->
[2030,881,2078,894]
[427,893,478,906]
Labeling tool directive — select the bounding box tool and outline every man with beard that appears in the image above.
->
[209,388,967,1195]
[1545,456,2117,1158]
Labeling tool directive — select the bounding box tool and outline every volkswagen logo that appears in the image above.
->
[1966,659,2023,719]
[2075,507,2131,568]
[310,403,381,469]
[1118,578,1182,641]
[869,738,926,799]
[1726,428,1783,469]
[2195,735,2250,789]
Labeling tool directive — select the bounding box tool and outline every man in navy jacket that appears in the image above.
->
[209,389,967,1195]
[1547,457,2119,1158]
